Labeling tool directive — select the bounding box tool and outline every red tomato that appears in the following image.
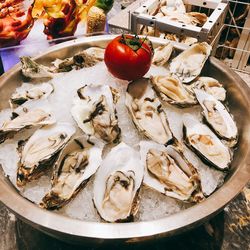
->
[104,34,153,81]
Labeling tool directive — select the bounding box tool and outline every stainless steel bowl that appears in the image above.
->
[0,35,249,245]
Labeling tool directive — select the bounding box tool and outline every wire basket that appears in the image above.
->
[212,0,250,73]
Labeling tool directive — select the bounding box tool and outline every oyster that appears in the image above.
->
[40,136,103,210]
[71,84,121,144]
[93,142,144,222]
[140,141,203,202]
[150,75,197,107]
[125,78,173,145]
[0,100,56,144]
[9,83,54,108]
[187,12,208,26]
[170,42,212,83]
[52,47,105,72]
[183,115,231,170]
[160,0,186,15]
[194,89,237,146]
[187,77,226,101]
[160,12,203,26]
[152,42,173,66]
[16,123,75,187]
[20,56,53,80]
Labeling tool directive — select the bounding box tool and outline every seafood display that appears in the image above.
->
[0,41,239,223]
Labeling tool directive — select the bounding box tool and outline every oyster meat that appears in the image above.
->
[160,12,205,26]
[150,75,197,107]
[20,57,53,80]
[187,77,226,102]
[9,83,54,108]
[183,115,231,170]
[16,123,75,187]
[93,142,144,222]
[0,100,56,144]
[52,47,105,72]
[125,78,173,145]
[170,42,212,83]
[152,42,173,66]
[140,141,203,202]
[71,84,121,144]
[40,136,103,210]
[194,89,237,146]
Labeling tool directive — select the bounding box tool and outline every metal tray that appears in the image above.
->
[0,34,249,245]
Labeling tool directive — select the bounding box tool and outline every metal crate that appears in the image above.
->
[130,0,228,41]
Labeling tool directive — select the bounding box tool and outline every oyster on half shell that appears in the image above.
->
[150,75,197,107]
[0,100,56,144]
[16,123,75,187]
[194,89,237,146]
[20,57,53,80]
[183,115,231,171]
[93,142,144,222]
[152,42,173,66]
[9,83,54,108]
[187,77,226,102]
[52,47,105,72]
[40,136,103,210]
[140,141,203,202]
[125,78,173,145]
[71,84,121,144]
[170,42,212,83]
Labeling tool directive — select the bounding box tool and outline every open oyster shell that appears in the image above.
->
[93,142,144,222]
[16,123,75,187]
[183,115,231,171]
[194,89,237,146]
[20,47,104,78]
[187,77,226,102]
[170,42,212,83]
[71,84,121,144]
[9,83,54,109]
[52,47,105,72]
[40,136,103,210]
[20,56,53,80]
[140,141,203,202]
[152,42,173,66]
[125,78,173,145]
[160,0,186,15]
[0,100,56,144]
[150,75,197,107]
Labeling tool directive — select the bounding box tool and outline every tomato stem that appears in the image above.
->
[119,34,153,55]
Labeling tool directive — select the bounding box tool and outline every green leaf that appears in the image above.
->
[95,0,114,13]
